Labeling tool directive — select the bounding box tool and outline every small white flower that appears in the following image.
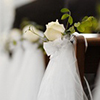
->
[22,25,40,42]
[44,20,65,41]
[9,28,22,41]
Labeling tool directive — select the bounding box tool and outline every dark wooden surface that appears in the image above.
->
[75,35,86,84]
[75,34,100,84]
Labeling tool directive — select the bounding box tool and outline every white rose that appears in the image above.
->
[44,20,65,41]
[22,25,40,42]
[9,28,22,41]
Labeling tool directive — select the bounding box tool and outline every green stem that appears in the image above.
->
[66,18,69,30]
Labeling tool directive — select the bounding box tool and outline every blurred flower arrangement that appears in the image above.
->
[2,23,44,56]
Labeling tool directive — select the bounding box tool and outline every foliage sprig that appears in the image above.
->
[61,8,100,34]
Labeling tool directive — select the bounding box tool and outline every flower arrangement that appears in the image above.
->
[24,8,100,44]
[9,24,44,44]
[2,23,44,56]
[25,20,66,42]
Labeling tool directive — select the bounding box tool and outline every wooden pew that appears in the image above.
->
[75,34,100,85]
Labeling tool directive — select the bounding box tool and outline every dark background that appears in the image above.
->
[13,0,99,30]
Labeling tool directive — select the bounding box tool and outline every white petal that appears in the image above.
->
[23,31,39,42]
[44,28,62,41]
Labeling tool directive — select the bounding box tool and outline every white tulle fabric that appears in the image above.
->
[0,0,14,35]
[38,37,88,100]
[93,64,100,100]
[8,42,24,99]
[0,35,10,99]
[10,40,45,100]
[0,36,45,100]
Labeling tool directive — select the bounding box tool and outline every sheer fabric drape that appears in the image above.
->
[93,64,100,100]
[0,36,45,100]
[37,37,88,100]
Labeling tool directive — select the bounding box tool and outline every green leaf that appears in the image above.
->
[74,22,80,27]
[68,16,73,25]
[77,25,85,32]
[68,26,75,33]
[61,8,70,13]
[87,16,95,21]
[61,14,69,20]
[82,16,88,21]
[92,18,98,29]
[82,20,92,27]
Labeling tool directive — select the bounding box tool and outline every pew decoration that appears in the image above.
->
[25,16,91,100]
[0,24,45,100]
[0,23,45,56]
